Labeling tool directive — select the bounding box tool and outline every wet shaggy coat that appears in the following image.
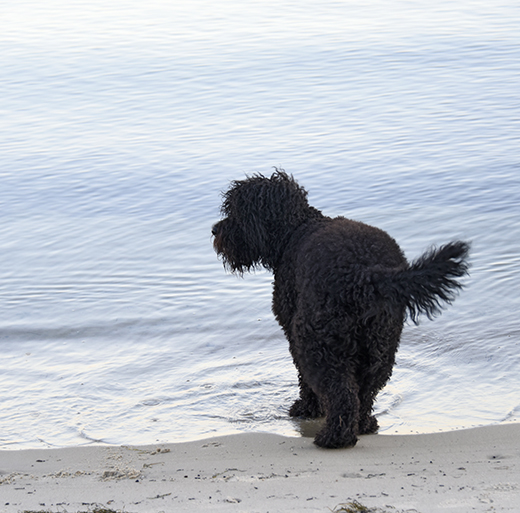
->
[212,171,470,449]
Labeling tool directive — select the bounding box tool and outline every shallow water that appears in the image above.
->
[1,0,519,449]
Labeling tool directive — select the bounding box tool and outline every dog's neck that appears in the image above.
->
[263,207,325,272]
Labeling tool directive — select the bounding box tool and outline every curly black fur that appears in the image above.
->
[212,170,470,449]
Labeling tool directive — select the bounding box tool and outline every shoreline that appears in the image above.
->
[1,423,519,513]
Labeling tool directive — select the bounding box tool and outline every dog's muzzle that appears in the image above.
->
[212,221,224,255]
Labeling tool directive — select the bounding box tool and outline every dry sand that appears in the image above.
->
[1,423,519,513]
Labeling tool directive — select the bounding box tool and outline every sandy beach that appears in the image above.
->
[1,423,518,512]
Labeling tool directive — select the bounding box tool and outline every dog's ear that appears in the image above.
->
[218,176,271,271]
[213,216,265,273]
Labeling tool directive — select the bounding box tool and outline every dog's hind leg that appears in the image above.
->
[357,384,380,435]
[311,365,361,448]
[289,321,361,448]
[357,364,393,435]
[294,348,361,447]
[356,318,403,435]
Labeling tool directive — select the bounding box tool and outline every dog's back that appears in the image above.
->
[274,217,406,321]
[294,216,406,270]
[275,216,468,325]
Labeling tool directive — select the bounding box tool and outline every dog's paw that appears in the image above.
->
[359,415,379,435]
[313,428,358,449]
[289,399,324,419]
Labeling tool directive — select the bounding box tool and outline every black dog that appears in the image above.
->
[212,171,470,449]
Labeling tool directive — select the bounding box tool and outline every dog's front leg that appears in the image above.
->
[286,336,324,418]
[289,370,324,419]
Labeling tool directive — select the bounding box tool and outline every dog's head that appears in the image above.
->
[212,170,320,273]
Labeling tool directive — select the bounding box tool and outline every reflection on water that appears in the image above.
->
[1,0,519,448]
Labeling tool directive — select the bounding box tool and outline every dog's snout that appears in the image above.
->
[211,224,218,236]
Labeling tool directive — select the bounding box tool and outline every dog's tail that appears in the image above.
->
[371,241,470,323]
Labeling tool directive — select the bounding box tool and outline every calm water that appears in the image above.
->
[1,0,519,449]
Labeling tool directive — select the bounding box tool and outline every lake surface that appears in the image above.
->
[1,0,519,449]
